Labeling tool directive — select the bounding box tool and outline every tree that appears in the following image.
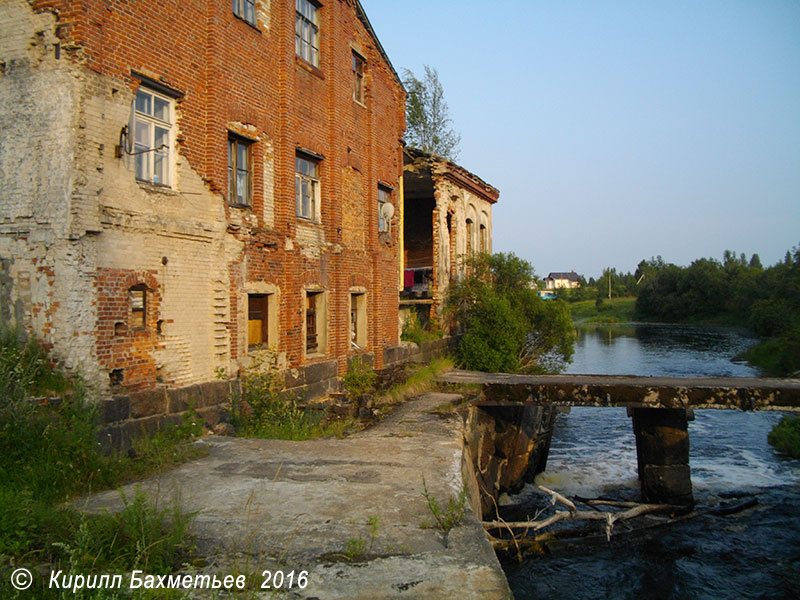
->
[402,66,461,160]
[447,253,574,373]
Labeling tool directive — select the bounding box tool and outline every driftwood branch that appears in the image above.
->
[484,494,675,542]
[538,485,576,513]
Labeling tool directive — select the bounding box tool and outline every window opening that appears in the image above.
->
[133,89,172,185]
[295,0,319,67]
[233,0,256,25]
[350,292,367,349]
[228,136,252,206]
[306,292,320,353]
[248,294,269,349]
[129,285,147,330]
[295,154,320,221]
[353,52,365,103]
[378,186,391,232]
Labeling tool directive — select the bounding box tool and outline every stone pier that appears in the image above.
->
[630,408,694,506]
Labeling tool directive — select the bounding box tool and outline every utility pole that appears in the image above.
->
[608,269,612,300]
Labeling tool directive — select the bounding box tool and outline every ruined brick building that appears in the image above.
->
[401,148,499,330]
[0,0,406,423]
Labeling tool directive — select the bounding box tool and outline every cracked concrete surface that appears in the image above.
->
[80,393,513,599]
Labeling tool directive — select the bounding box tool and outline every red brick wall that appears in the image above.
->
[95,268,162,392]
[36,0,405,383]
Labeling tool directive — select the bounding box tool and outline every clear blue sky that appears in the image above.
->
[362,0,800,280]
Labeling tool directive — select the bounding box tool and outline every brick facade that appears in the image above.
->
[1,0,405,403]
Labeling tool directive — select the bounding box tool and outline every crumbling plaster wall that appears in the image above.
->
[430,177,494,323]
[0,0,237,394]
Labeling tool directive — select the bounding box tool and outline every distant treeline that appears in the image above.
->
[555,245,800,375]
[634,247,800,375]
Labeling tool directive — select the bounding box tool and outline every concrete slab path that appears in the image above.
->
[81,393,513,599]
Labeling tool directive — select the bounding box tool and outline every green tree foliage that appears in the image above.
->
[447,253,575,373]
[402,65,461,160]
[634,244,800,375]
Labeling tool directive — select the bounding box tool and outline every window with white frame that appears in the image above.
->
[134,88,172,186]
[295,153,320,221]
[295,0,320,67]
[353,52,365,104]
[233,0,256,26]
[228,135,252,206]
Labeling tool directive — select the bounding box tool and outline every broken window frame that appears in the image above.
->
[295,0,320,67]
[352,51,366,104]
[232,0,256,26]
[349,291,367,350]
[295,153,320,222]
[228,135,253,207]
[378,185,391,233]
[133,88,173,186]
[304,290,327,356]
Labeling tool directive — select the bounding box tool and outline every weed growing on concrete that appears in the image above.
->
[420,477,468,533]
[342,515,379,562]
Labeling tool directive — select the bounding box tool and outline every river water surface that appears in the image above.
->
[503,323,800,599]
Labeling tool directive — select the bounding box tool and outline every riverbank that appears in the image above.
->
[569,297,636,324]
[78,392,513,599]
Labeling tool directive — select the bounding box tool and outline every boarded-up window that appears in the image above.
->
[248,294,269,348]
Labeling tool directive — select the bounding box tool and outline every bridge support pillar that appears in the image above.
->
[631,408,693,506]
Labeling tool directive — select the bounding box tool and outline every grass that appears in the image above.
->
[0,329,205,599]
[228,349,355,440]
[375,356,454,409]
[569,297,637,324]
[768,415,800,459]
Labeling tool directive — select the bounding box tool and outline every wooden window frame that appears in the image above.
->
[133,88,173,186]
[295,153,321,222]
[228,135,253,207]
[295,0,320,67]
[233,0,256,26]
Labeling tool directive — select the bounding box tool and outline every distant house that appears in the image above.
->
[544,272,582,290]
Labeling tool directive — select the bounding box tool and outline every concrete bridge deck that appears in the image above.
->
[438,370,800,411]
[438,369,800,506]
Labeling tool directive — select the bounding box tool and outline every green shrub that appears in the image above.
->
[231,350,329,440]
[768,415,800,459]
[343,356,377,399]
[401,308,442,346]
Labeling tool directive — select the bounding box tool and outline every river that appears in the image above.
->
[503,323,800,599]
